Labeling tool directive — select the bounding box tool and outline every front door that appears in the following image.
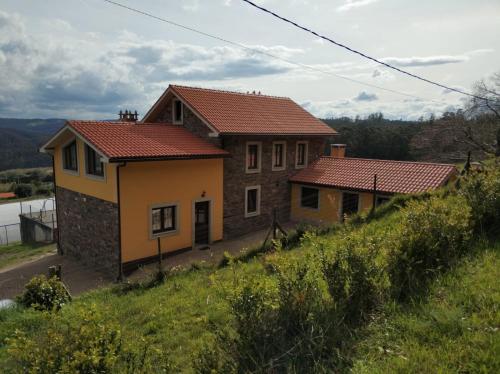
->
[195,201,210,245]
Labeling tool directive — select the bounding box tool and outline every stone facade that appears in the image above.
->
[222,136,327,238]
[56,186,120,277]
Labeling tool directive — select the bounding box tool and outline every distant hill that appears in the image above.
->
[0,118,65,171]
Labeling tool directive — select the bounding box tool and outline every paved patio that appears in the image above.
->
[0,222,295,298]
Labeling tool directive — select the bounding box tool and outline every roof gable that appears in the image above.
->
[290,157,457,194]
[143,85,337,136]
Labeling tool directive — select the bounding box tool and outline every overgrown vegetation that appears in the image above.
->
[0,162,499,372]
[0,167,53,200]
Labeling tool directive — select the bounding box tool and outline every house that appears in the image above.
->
[290,144,457,224]
[40,85,457,278]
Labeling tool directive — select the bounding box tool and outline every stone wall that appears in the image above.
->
[56,186,120,277]
[222,136,327,238]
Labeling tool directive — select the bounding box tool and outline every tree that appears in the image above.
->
[14,183,33,198]
[465,71,500,156]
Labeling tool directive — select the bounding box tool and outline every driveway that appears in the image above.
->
[0,253,113,299]
[0,222,296,298]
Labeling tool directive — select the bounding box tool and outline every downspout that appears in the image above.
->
[52,155,62,254]
[116,161,127,281]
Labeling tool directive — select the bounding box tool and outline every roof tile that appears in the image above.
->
[67,121,228,161]
[170,85,337,135]
[290,157,457,194]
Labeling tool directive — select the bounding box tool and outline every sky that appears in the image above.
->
[0,0,499,120]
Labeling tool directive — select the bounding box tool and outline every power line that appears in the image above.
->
[241,0,488,101]
[100,0,443,103]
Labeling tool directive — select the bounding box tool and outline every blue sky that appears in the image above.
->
[0,0,499,120]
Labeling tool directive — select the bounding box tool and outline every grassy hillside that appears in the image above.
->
[0,163,499,372]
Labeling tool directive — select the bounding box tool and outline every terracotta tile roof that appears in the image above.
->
[66,121,229,161]
[0,192,16,199]
[289,157,458,194]
[170,85,337,135]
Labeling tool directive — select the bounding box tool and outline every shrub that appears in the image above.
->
[320,241,382,325]
[459,167,500,234]
[7,306,176,373]
[14,183,33,198]
[17,275,70,311]
[388,196,473,300]
[35,185,53,196]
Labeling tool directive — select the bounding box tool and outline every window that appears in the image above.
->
[341,192,359,219]
[173,99,183,124]
[62,140,78,172]
[84,144,104,178]
[300,186,319,209]
[272,141,286,171]
[376,196,391,207]
[151,205,177,236]
[295,141,308,168]
[246,142,262,173]
[245,186,261,217]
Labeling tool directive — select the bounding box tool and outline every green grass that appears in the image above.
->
[0,242,56,270]
[0,198,497,372]
[351,240,500,373]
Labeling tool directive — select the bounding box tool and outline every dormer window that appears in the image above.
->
[173,99,183,124]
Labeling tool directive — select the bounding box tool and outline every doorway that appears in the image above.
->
[194,201,210,245]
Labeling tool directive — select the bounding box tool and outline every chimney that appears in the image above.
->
[330,144,346,158]
[118,110,138,122]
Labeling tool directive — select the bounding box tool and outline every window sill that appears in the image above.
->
[62,168,79,176]
[150,229,179,240]
[84,172,106,182]
[244,211,260,218]
[245,169,261,174]
[295,164,307,169]
[272,166,286,172]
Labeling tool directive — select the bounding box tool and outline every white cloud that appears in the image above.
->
[381,55,469,67]
[0,11,302,118]
[354,91,378,101]
[337,0,379,12]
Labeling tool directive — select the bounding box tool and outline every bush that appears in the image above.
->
[388,196,473,300]
[459,167,500,234]
[320,241,382,325]
[7,305,176,373]
[17,275,70,311]
[35,186,52,196]
[14,183,33,198]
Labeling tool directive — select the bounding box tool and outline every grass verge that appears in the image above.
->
[0,243,56,270]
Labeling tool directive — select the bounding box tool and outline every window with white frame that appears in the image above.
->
[172,99,183,124]
[245,186,261,217]
[295,141,308,168]
[246,142,262,173]
[272,141,286,171]
[300,186,319,209]
[84,144,104,178]
[62,140,78,172]
[151,204,177,237]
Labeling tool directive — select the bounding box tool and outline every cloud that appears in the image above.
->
[0,11,301,118]
[354,91,378,101]
[337,0,379,12]
[381,54,469,67]
[302,97,458,121]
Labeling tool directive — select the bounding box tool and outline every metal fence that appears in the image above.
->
[0,223,21,245]
[0,198,56,246]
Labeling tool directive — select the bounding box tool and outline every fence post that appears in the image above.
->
[372,174,378,211]
[4,226,8,246]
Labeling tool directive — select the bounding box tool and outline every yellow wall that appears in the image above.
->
[291,184,376,224]
[53,132,117,203]
[119,158,223,262]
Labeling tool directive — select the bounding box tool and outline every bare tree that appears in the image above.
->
[465,71,500,156]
